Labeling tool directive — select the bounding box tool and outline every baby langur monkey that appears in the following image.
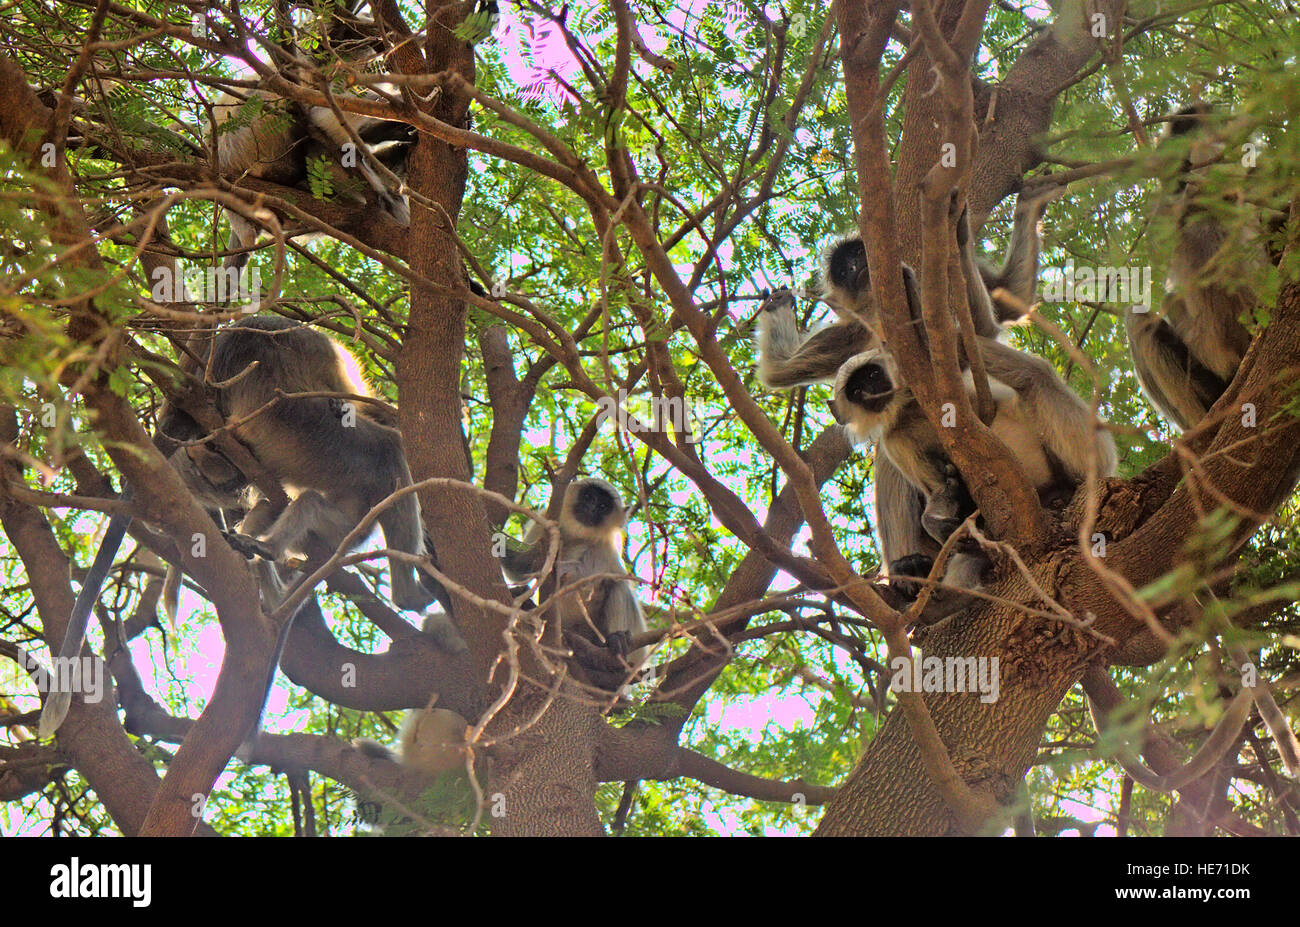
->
[1125,103,1263,431]
[499,477,650,686]
[833,340,1119,592]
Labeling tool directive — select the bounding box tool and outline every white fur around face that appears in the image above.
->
[560,477,626,545]
[833,349,897,446]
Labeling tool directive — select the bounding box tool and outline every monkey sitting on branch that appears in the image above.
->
[39,314,458,738]
[755,191,1052,391]
[498,477,651,691]
[203,2,418,270]
[1125,103,1266,432]
[754,192,1055,595]
[833,338,1118,595]
[158,314,443,615]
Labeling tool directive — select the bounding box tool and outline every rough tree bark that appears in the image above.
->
[816,0,1300,835]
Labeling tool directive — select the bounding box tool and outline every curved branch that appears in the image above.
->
[1083,666,1252,794]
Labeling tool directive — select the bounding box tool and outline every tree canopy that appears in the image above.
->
[1,0,1298,837]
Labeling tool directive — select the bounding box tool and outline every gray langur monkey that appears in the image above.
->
[37,314,457,737]
[832,339,1119,591]
[1125,104,1263,431]
[158,315,465,758]
[353,703,469,789]
[755,196,1052,587]
[211,89,414,270]
[755,275,935,587]
[498,477,650,683]
[159,314,443,615]
[755,190,1052,390]
[208,2,415,270]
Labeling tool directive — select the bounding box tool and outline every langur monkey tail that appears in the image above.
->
[957,188,1059,334]
[161,565,182,627]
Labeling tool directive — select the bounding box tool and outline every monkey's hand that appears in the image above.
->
[755,289,807,387]
[887,554,934,600]
[605,630,633,658]
[920,466,975,545]
[222,530,277,562]
[760,287,794,313]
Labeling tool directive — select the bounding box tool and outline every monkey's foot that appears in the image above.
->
[566,632,643,693]
[223,531,276,561]
[888,555,934,599]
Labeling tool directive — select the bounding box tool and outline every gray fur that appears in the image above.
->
[1126,105,1261,431]
[500,477,650,681]
[755,288,875,389]
[834,339,1118,591]
[974,191,1056,325]
[157,315,438,614]
[211,84,413,269]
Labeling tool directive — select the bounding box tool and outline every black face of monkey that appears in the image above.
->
[842,362,895,413]
[828,238,871,298]
[1167,102,1212,138]
[573,481,618,528]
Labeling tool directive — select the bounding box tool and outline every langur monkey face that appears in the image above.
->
[563,477,627,538]
[826,238,871,305]
[833,349,900,442]
[169,444,247,510]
